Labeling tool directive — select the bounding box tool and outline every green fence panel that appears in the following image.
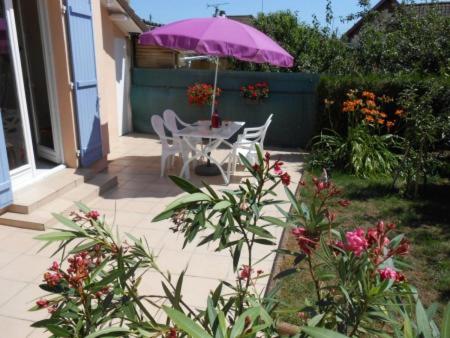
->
[131,68,319,147]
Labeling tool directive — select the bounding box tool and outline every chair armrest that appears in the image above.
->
[175,116,192,127]
[244,126,264,132]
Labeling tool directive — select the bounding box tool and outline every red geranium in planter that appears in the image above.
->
[187,83,222,106]
[240,81,269,101]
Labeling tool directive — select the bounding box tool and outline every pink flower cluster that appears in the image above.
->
[86,210,100,220]
[238,265,263,281]
[43,261,62,287]
[378,267,405,282]
[333,221,410,283]
[344,228,368,256]
[264,152,291,186]
[292,227,318,255]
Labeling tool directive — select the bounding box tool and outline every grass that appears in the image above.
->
[274,170,450,325]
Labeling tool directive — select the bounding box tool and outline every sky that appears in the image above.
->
[130,0,364,34]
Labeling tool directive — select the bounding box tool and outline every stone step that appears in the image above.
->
[8,168,95,214]
[0,173,118,231]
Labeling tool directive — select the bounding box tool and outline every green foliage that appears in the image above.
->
[350,4,450,75]
[316,75,450,135]
[312,75,450,182]
[234,3,450,77]
[395,85,450,196]
[310,88,402,177]
[31,155,449,337]
[231,10,353,74]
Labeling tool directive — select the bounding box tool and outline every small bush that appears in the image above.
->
[316,75,450,136]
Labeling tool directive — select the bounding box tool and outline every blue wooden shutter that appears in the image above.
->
[66,0,102,167]
[0,110,13,208]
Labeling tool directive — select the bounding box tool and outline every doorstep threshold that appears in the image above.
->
[12,164,67,192]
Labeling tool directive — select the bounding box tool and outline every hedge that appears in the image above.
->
[315,74,450,138]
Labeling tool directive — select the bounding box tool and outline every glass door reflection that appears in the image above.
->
[0,2,29,171]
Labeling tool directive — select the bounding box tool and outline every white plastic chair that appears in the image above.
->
[163,109,203,151]
[151,115,189,177]
[227,114,273,178]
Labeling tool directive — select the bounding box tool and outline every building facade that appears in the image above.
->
[0,0,144,210]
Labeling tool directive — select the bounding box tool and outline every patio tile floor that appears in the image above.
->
[0,133,305,337]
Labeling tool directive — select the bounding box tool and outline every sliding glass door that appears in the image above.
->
[0,0,32,174]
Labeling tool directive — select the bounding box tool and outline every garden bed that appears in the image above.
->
[272,170,450,324]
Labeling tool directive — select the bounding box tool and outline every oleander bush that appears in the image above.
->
[31,148,449,337]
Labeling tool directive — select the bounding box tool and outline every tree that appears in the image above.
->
[231,10,352,75]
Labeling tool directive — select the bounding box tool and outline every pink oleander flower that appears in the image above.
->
[36,299,49,308]
[239,265,253,280]
[43,272,62,287]
[273,160,284,175]
[50,261,59,271]
[86,210,100,220]
[280,172,291,186]
[264,152,271,164]
[345,228,368,256]
[292,227,318,255]
[378,267,398,281]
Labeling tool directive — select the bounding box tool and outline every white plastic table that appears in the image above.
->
[175,121,245,184]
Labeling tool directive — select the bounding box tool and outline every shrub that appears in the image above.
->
[310,89,402,177]
[313,75,450,185]
[316,75,450,136]
[31,148,450,337]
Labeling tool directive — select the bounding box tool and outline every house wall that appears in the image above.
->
[92,1,128,157]
[44,1,131,171]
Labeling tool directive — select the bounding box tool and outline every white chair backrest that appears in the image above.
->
[259,114,273,147]
[151,115,171,151]
[242,114,273,147]
[163,109,179,134]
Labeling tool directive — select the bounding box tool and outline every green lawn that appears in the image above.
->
[275,170,450,324]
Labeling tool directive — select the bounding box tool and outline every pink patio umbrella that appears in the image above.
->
[139,16,294,115]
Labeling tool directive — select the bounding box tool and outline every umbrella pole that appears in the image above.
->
[210,56,219,116]
[205,57,220,168]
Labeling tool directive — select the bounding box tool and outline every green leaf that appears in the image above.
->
[246,225,275,239]
[239,153,256,173]
[46,324,72,337]
[261,216,288,227]
[441,302,450,338]
[52,213,84,232]
[284,186,301,215]
[84,327,130,338]
[416,299,432,338]
[402,313,414,338]
[163,306,213,338]
[165,192,212,211]
[34,231,78,242]
[169,175,202,193]
[301,326,350,338]
[274,268,298,279]
[230,307,259,338]
[213,200,232,211]
[152,208,174,222]
[74,201,90,213]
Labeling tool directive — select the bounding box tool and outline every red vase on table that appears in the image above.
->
[211,110,221,128]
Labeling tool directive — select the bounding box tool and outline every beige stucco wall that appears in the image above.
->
[44,0,130,171]
[46,0,78,168]
[92,2,129,156]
